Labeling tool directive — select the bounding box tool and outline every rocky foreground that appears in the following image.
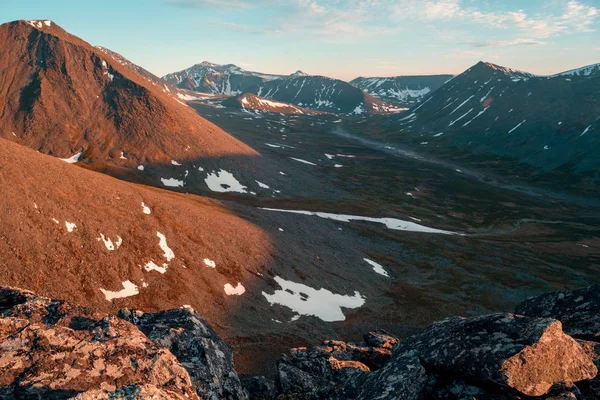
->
[1,286,599,399]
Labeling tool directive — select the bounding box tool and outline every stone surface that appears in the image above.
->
[118,307,247,400]
[366,313,596,397]
[240,375,278,400]
[516,286,600,341]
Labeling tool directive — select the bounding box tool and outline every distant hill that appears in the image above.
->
[380,61,600,195]
[350,74,453,107]
[221,93,327,115]
[244,75,404,115]
[162,61,306,95]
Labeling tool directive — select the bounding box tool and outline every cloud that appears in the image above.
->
[167,0,599,43]
[168,0,253,9]
[465,38,546,48]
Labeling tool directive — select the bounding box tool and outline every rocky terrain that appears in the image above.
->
[1,19,599,384]
[353,61,600,197]
[162,61,302,95]
[0,20,280,194]
[2,284,600,399]
[244,75,403,115]
[350,74,453,107]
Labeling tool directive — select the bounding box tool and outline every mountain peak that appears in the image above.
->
[470,61,533,77]
[291,70,308,77]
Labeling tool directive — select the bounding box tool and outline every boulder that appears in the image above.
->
[118,307,247,400]
[516,286,600,341]
[0,315,200,399]
[71,384,190,400]
[240,375,278,400]
[357,353,429,400]
[391,313,596,397]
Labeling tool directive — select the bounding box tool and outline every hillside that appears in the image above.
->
[0,138,273,327]
[245,75,403,115]
[350,74,453,107]
[374,61,600,194]
[221,93,327,115]
[162,61,301,95]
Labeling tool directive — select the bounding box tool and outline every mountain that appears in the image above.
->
[245,75,403,115]
[350,74,453,107]
[0,20,279,193]
[0,138,272,331]
[162,61,298,95]
[382,61,600,193]
[221,93,327,115]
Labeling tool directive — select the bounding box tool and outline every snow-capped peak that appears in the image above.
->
[291,70,309,77]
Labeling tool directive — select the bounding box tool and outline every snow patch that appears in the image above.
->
[205,169,248,193]
[161,178,185,187]
[262,276,365,322]
[290,157,317,166]
[141,202,151,215]
[156,232,175,262]
[60,152,82,164]
[100,281,139,301]
[364,258,389,277]
[65,221,77,233]
[260,208,456,235]
[204,258,216,268]
[224,283,246,296]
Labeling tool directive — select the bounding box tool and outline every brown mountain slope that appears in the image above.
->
[0,138,273,328]
[0,20,257,171]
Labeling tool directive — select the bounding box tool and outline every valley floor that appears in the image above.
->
[186,105,600,374]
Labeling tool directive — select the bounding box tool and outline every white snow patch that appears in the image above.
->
[144,261,167,274]
[156,232,175,262]
[99,233,115,251]
[138,165,145,171]
[51,218,59,224]
[325,153,335,159]
[224,283,246,296]
[581,125,592,136]
[334,164,343,168]
[205,169,248,193]
[256,180,270,189]
[259,208,456,235]
[161,178,185,187]
[60,152,82,164]
[204,258,216,268]
[171,160,182,166]
[508,120,526,134]
[265,143,282,148]
[290,157,317,166]
[65,221,77,233]
[100,281,139,301]
[120,152,127,160]
[364,258,389,277]
[142,202,151,215]
[262,276,365,322]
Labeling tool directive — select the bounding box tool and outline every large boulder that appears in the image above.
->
[118,307,247,400]
[363,314,597,398]
[516,286,600,341]
[0,315,200,399]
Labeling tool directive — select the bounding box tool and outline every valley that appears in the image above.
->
[0,16,599,397]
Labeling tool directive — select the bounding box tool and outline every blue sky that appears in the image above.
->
[2,0,599,80]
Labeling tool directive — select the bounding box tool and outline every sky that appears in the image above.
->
[1,0,599,81]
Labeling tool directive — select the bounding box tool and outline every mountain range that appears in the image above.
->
[1,18,599,395]
[367,61,600,196]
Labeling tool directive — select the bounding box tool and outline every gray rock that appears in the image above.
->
[372,313,596,397]
[357,353,428,400]
[118,307,247,400]
[240,375,278,400]
[516,286,600,341]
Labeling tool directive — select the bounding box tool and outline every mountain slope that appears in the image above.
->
[0,138,271,326]
[350,74,453,107]
[245,75,402,115]
[162,62,301,95]
[383,61,600,191]
[0,20,260,180]
[221,93,327,115]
